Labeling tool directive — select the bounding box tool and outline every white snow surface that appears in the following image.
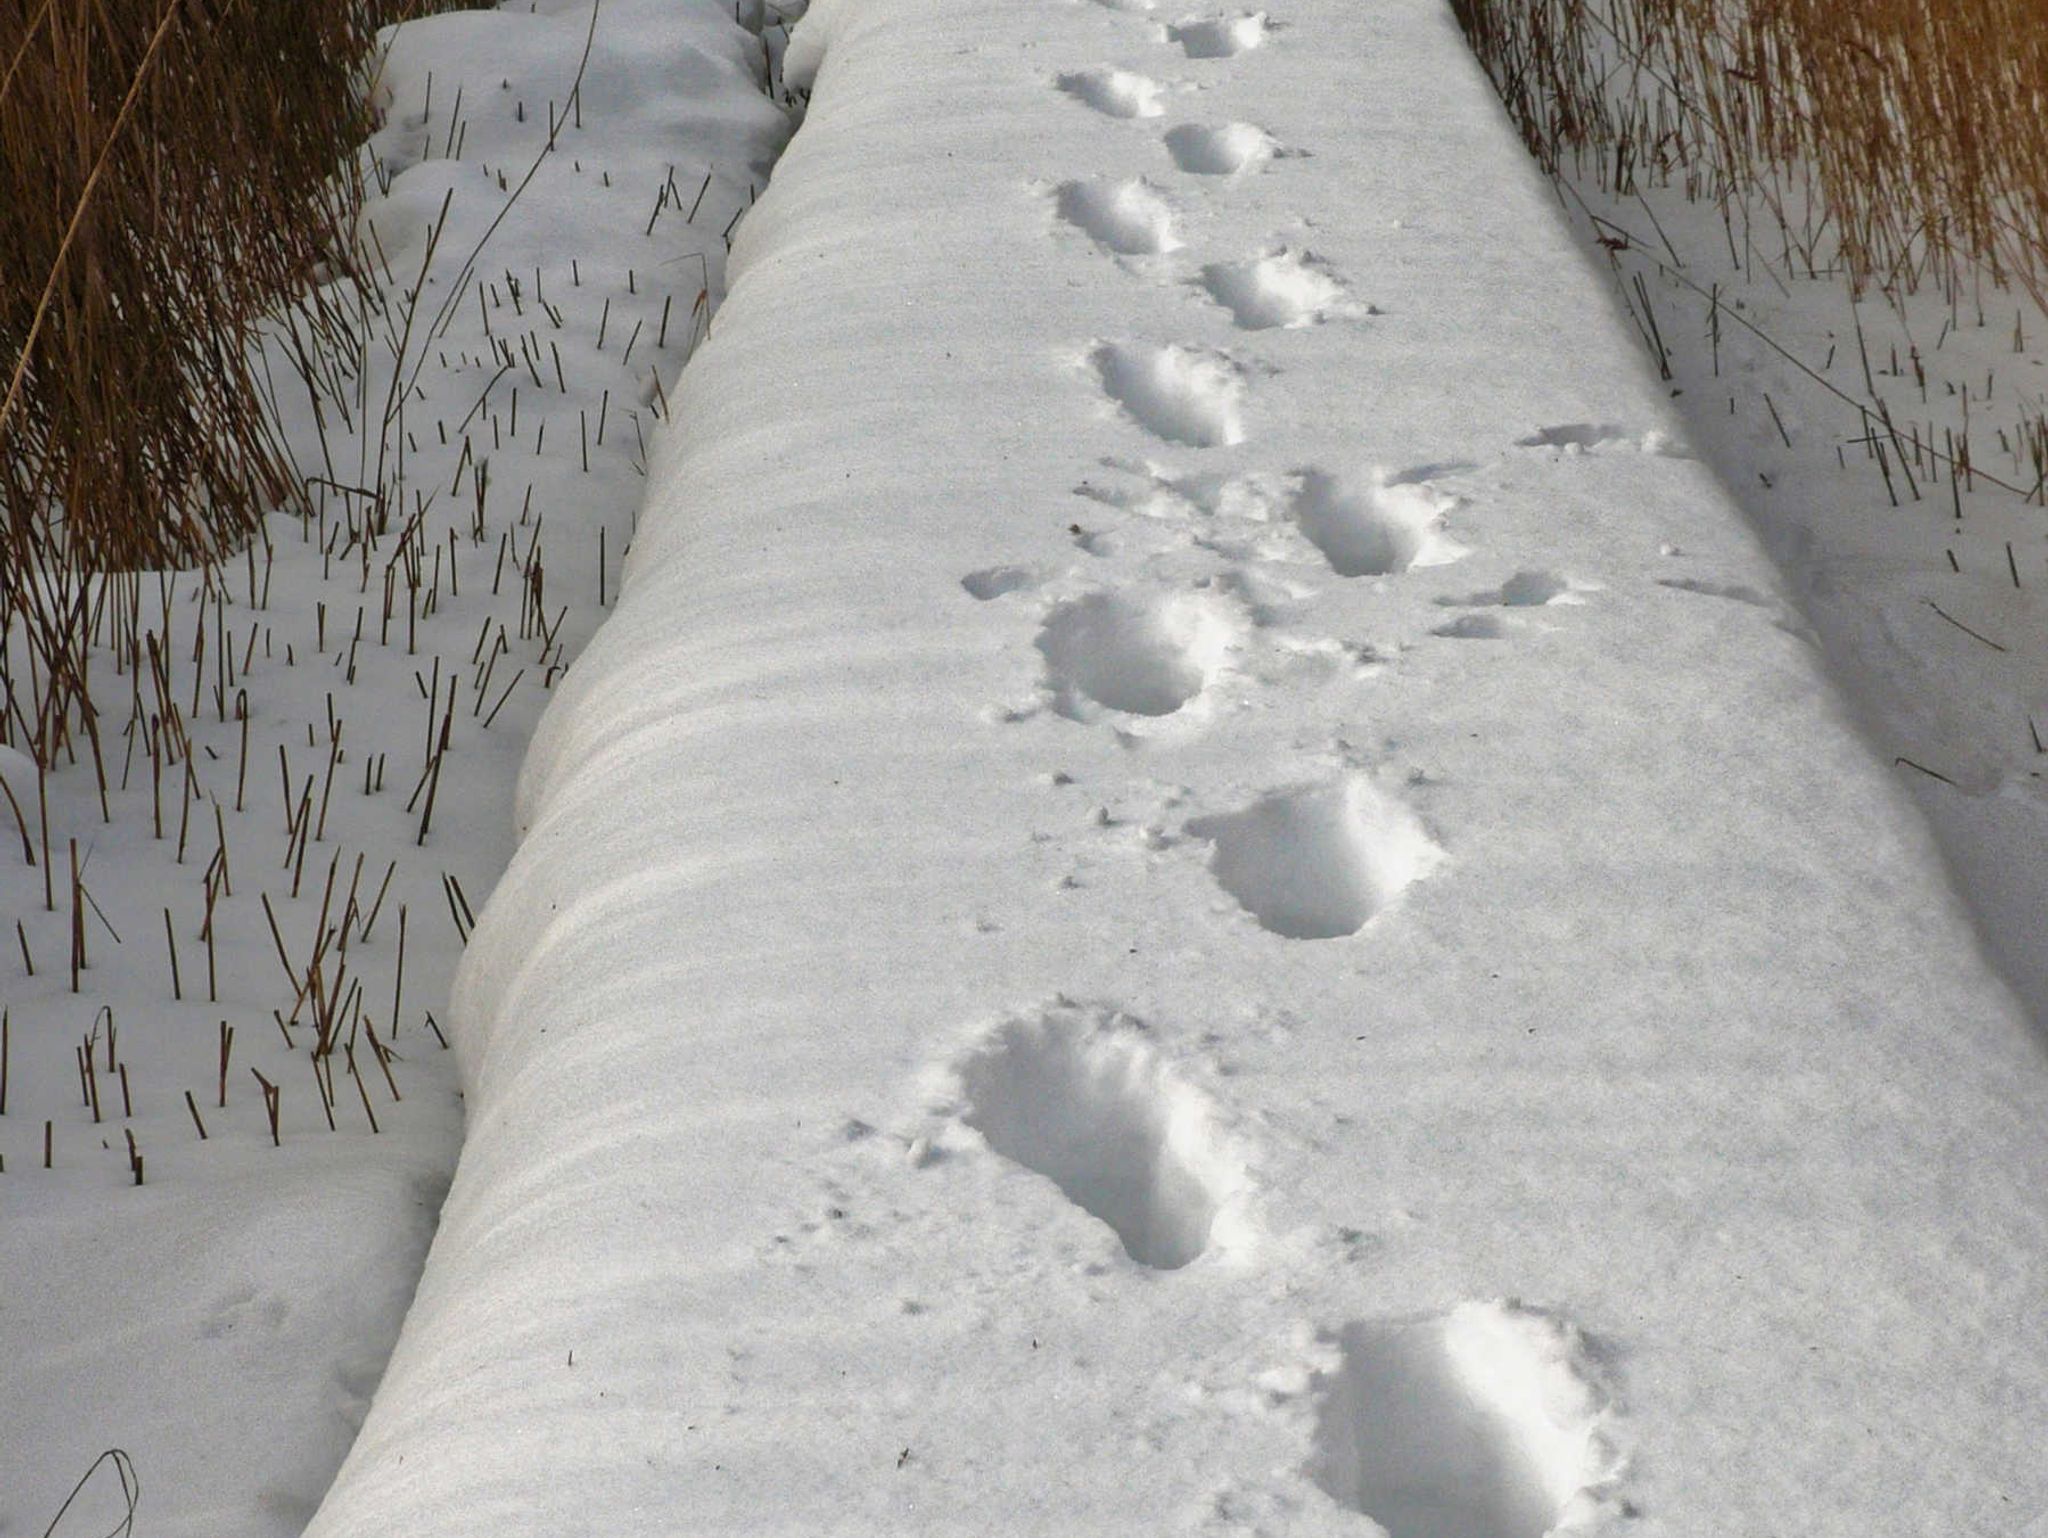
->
[302,1,2048,1534]
[1,2,785,1533]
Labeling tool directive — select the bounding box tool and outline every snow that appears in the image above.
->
[1546,142,2048,1031]
[1308,1301,1626,1538]
[295,0,2047,1534]
[0,2,784,1533]
[7,0,2048,1533]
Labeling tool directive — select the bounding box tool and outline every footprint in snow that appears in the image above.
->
[961,565,1041,601]
[1187,776,1441,939]
[1440,569,1586,609]
[1655,575,1774,610]
[1036,588,1238,720]
[1515,422,1683,456]
[1053,177,1182,256]
[1309,1302,1626,1538]
[1164,11,1270,56]
[1165,121,1279,176]
[1290,469,1466,577]
[948,1002,1251,1270]
[1431,613,1510,640]
[1075,460,1286,523]
[1091,340,1247,447]
[1428,571,1581,638]
[1200,247,1363,330]
[1658,575,1809,639]
[1057,65,1167,118]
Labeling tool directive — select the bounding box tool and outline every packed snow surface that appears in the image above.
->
[286,0,2048,1532]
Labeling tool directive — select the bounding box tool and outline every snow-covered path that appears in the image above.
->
[308,2,2048,1533]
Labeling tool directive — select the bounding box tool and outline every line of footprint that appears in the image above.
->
[943,6,1631,1535]
[692,0,1687,1525]
[1024,7,1471,941]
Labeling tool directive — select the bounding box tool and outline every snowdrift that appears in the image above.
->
[307,1,2048,1533]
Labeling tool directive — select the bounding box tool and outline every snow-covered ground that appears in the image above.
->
[9,0,2048,1534]
[1,4,784,1532]
[1547,156,2048,1030]
[297,0,2044,1534]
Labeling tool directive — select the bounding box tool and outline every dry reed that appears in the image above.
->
[1,0,455,772]
[1452,0,2048,309]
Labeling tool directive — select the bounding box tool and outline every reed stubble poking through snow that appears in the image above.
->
[0,0,465,765]
[1451,0,2048,309]
[1451,0,2048,505]
[1450,0,2048,1031]
[3,2,792,1526]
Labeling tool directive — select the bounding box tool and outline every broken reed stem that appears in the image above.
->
[252,1067,280,1146]
[67,837,82,989]
[346,1045,380,1133]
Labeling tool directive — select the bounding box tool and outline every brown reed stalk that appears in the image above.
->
[2,0,467,771]
[1452,0,2048,308]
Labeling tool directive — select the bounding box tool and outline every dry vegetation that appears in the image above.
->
[0,0,446,769]
[1454,0,2048,517]
[0,0,760,1205]
[1452,0,2048,308]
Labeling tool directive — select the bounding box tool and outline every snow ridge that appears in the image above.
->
[305,0,2048,1534]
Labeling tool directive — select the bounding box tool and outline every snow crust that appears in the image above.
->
[305,0,2048,1533]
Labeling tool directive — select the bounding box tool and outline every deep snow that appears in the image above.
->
[1546,151,2048,1033]
[287,1,2048,1535]
[0,3,784,1532]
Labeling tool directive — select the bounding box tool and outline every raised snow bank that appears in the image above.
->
[308,1,2048,1534]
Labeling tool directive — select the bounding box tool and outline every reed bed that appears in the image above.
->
[0,0,447,769]
[1451,0,2048,310]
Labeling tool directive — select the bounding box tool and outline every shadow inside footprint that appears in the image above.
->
[1037,590,1232,719]
[1189,777,1440,938]
[1057,66,1166,118]
[1311,1303,1618,1538]
[1165,122,1276,175]
[962,566,1037,600]
[1091,341,1245,447]
[1433,613,1508,640]
[1200,248,1351,330]
[1291,470,1463,577]
[1516,422,1682,456]
[957,1006,1242,1269]
[1657,575,1774,609]
[1054,179,1181,256]
[1440,570,1577,609]
[1166,12,1267,56]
